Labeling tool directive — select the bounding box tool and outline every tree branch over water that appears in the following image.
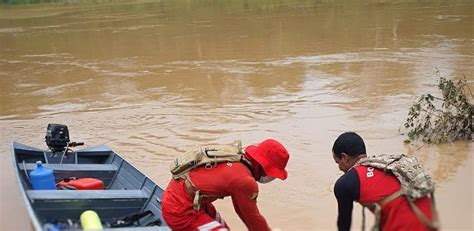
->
[403,71,473,143]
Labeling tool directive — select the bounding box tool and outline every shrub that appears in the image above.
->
[404,72,473,143]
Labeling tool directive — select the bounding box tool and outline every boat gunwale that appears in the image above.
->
[11,141,43,230]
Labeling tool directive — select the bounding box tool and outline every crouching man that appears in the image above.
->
[162,139,290,231]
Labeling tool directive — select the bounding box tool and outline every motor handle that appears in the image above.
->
[68,142,84,147]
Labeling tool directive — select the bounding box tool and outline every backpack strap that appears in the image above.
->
[407,192,439,230]
[362,190,439,231]
[379,190,403,206]
[182,164,232,211]
[239,157,254,174]
[430,192,440,230]
[182,174,205,211]
[361,190,402,231]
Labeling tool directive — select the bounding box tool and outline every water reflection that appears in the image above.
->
[406,141,472,183]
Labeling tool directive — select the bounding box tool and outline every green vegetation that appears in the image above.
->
[404,72,473,143]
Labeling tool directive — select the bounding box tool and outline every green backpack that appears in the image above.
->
[169,141,245,210]
[358,154,439,231]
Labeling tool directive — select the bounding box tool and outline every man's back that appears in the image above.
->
[335,166,434,231]
[163,138,289,231]
[355,165,433,231]
[190,161,271,231]
[190,161,255,199]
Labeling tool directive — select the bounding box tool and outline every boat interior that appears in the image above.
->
[13,142,168,230]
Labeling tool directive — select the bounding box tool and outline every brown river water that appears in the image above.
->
[0,1,473,230]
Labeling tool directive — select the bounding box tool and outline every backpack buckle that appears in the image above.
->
[204,163,212,169]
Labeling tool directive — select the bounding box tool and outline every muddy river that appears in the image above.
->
[0,0,472,230]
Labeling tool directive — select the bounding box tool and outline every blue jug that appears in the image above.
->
[30,161,56,190]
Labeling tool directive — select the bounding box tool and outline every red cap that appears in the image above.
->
[245,139,289,180]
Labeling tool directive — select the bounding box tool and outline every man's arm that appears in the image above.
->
[334,168,360,231]
[230,177,271,231]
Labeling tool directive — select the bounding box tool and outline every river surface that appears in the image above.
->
[0,0,473,230]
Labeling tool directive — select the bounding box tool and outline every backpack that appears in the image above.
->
[169,141,245,210]
[170,140,244,179]
[358,154,439,231]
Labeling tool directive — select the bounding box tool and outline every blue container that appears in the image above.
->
[30,161,56,190]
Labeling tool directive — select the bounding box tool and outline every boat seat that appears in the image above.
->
[19,163,118,186]
[20,163,118,171]
[27,189,147,200]
[26,190,149,222]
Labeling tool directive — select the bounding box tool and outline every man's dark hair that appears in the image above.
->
[332,132,366,158]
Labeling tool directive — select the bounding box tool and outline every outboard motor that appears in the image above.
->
[45,124,70,152]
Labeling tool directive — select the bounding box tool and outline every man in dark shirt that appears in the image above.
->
[332,132,434,231]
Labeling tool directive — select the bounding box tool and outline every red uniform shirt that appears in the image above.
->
[334,166,434,231]
[355,165,433,231]
[162,161,271,231]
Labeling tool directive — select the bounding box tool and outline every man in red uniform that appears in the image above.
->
[332,132,436,231]
[162,139,290,231]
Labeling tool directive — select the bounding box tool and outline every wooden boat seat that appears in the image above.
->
[19,163,118,186]
[26,189,149,221]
